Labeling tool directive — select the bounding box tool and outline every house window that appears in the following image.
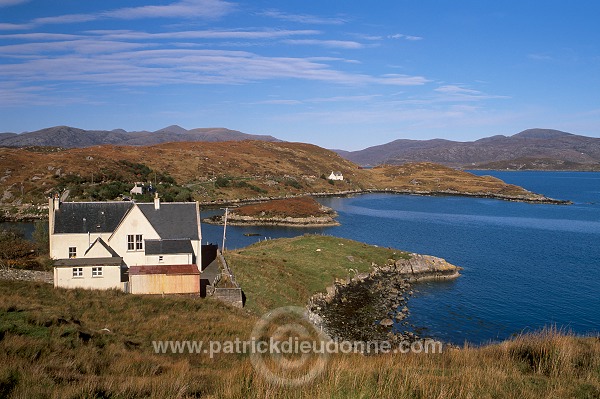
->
[68,247,77,259]
[158,255,164,262]
[127,235,143,251]
[92,267,103,277]
[72,267,83,278]
[127,235,134,250]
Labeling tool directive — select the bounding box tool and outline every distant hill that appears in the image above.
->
[336,129,600,170]
[0,141,561,208]
[0,133,17,141]
[0,125,280,148]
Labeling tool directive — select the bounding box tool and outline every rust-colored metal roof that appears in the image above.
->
[129,265,200,275]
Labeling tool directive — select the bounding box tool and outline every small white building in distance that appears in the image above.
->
[130,183,144,195]
[328,171,344,181]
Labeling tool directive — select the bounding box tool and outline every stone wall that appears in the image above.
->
[212,287,243,308]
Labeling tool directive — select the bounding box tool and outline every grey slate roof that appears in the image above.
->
[84,237,119,257]
[53,202,133,234]
[137,203,199,240]
[145,239,194,255]
[54,257,123,267]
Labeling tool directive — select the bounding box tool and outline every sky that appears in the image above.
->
[1,0,600,150]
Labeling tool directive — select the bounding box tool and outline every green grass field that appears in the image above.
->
[225,235,410,314]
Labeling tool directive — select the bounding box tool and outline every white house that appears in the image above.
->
[328,171,344,181]
[130,184,144,196]
[49,194,202,294]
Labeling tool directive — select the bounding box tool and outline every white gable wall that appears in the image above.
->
[85,240,114,258]
[108,205,159,266]
[50,232,107,260]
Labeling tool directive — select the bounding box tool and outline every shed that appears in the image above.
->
[129,264,200,295]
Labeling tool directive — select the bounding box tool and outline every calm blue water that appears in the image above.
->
[202,171,600,345]
[0,221,35,239]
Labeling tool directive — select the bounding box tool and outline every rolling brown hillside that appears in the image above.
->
[0,142,564,218]
[0,141,365,205]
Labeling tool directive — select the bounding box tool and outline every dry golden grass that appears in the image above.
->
[1,279,599,398]
[370,162,539,197]
[232,196,329,218]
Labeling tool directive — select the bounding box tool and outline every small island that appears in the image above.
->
[203,196,340,227]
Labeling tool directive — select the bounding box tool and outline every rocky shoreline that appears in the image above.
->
[203,213,339,227]
[0,186,570,222]
[307,254,461,346]
[199,188,570,208]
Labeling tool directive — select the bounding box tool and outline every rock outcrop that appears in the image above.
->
[394,253,461,282]
[307,253,461,345]
[204,213,339,227]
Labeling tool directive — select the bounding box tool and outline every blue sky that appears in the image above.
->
[1,0,599,150]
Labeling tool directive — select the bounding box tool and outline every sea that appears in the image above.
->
[4,171,599,345]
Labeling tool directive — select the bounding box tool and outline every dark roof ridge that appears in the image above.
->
[84,237,119,257]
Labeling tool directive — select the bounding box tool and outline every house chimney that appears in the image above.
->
[53,193,60,210]
[154,192,160,210]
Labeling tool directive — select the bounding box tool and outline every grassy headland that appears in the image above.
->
[225,235,410,315]
[1,235,599,397]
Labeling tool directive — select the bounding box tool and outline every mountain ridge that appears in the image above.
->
[335,128,600,170]
[0,125,280,148]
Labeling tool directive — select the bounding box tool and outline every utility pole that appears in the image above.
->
[221,207,228,252]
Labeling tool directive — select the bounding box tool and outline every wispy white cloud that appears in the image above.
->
[0,39,151,55]
[87,29,320,41]
[260,9,347,25]
[253,99,303,105]
[528,53,553,61]
[0,22,33,30]
[252,94,382,106]
[388,33,423,41]
[435,85,482,95]
[0,32,82,40]
[353,34,383,41]
[33,14,97,25]
[433,85,509,101]
[1,0,235,31]
[310,94,382,103]
[282,39,364,49]
[102,0,235,20]
[0,44,429,89]
[380,74,429,85]
[0,0,29,7]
